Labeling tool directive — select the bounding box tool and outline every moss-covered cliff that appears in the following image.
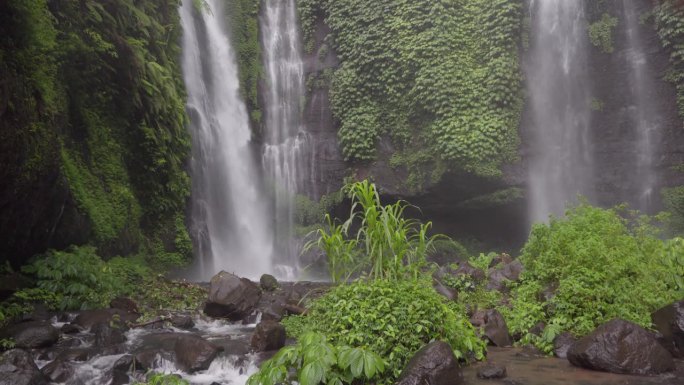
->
[0,0,191,267]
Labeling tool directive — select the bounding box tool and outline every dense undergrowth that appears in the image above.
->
[297,0,524,188]
[502,204,684,353]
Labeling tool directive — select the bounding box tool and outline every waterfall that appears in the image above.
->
[180,0,274,280]
[261,0,312,277]
[622,1,661,212]
[526,0,594,223]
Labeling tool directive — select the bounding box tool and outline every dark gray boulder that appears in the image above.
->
[567,319,675,375]
[259,274,279,291]
[476,363,507,379]
[204,271,261,321]
[251,320,286,352]
[92,322,126,347]
[40,359,74,383]
[136,333,221,373]
[72,309,138,330]
[487,260,523,293]
[470,309,512,347]
[651,299,684,358]
[109,297,139,315]
[1,321,58,349]
[395,341,463,385]
[553,332,576,359]
[170,315,195,330]
[0,349,48,385]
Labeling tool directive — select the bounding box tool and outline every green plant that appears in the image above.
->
[662,237,684,295]
[305,181,442,281]
[663,186,684,235]
[501,204,680,352]
[282,279,485,382]
[135,372,189,385]
[247,332,385,385]
[22,246,119,310]
[588,13,619,53]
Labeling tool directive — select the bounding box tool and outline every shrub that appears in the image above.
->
[588,13,619,53]
[282,279,485,383]
[247,332,385,385]
[502,204,680,352]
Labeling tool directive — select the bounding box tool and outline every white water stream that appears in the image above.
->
[181,0,274,280]
[261,0,313,278]
[526,0,594,223]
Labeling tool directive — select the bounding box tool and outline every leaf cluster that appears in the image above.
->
[247,332,385,385]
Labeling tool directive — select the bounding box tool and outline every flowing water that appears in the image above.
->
[181,0,274,280]
[526,0,594,224]
[261,0,313,277]
[622,1,661,212]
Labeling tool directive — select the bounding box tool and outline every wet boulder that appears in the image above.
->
[0,349,48,385]
[40,359,74,383]
[651,299,684,358]
[170,315,195,330]
[72,309,138,330]
[433,280,457,301]
[567,319,674,375]
[454,262,486,283]
[477,363,507,379]
[260,274,279,291]
[136,333,221,373]
[470,309,512,347]
[92,322,126,347]
[204,271,261,321]
[396,341,463,385]
[109,297,139,315]
[487,260,523,293]
[251,320,286,352]
[553,332,576,359]
[1,321,58,349]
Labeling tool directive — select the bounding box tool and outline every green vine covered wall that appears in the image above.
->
[0,0,191,266]
[655,0,684,236]
[297,0,524,180]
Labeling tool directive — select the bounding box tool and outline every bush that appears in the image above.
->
[282,279,484,383]
[502,204,680,352]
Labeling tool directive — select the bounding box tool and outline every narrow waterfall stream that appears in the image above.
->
[261,0,313,278]
[526,0,594,223]
[622,1,661,212]
[181,0,274,280]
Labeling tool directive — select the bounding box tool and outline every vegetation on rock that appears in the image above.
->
[297,0,523,187]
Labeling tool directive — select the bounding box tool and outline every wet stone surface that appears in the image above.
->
[463,348,684,385]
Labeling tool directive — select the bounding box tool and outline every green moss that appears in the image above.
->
[298,0,523,178]
[295,191,345,226]
[588,13,619,54]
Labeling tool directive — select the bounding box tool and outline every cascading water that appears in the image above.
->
[181,0,274,280]
[622,1,661,212]
[261,0,313,277]
[526,0,594,224]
